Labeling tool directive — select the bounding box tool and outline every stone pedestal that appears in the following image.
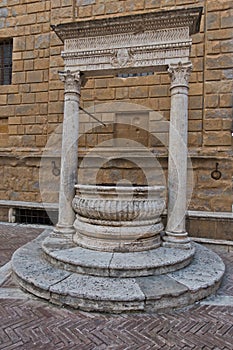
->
[164,62,193,249]
[54,71,81,235]
[12,229,225,313]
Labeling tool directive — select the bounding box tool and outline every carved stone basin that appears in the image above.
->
[73,184,166,252]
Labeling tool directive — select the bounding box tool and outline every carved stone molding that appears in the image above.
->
[168,61,193,89]
[54,8,202,40]
[73,184,166,252]
[59,70,82,94]
[53,7,202,76]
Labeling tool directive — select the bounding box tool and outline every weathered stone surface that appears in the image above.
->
[168,245,225,291]
[11,230,225,313]
[12,232,71,294]
[42,234,195,277]
[138,275,188,299]
[73,184,165,252]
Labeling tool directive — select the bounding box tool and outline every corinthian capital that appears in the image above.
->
[59,70,82,94]
[168,62,193,89]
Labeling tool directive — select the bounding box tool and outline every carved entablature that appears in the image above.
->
[53,7,202,76]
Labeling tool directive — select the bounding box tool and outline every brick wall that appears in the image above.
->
[0,0,232,215]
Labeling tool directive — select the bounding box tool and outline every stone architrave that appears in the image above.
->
[163,61,193,248]
[53,8,202,75]
[54,70,82,234]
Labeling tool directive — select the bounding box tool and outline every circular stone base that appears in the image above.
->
[11,229,225,314]
[42,235,195,277]
[73,219,163,252]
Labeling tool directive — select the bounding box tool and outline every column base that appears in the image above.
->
[53,223,75,235]
[162,231,193,250]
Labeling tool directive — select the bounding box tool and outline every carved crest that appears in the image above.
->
[111,48,134,67]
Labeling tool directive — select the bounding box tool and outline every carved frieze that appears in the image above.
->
[53,7,202,75]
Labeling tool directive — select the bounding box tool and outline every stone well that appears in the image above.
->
[73,184,165,252]
[11,8,225,313]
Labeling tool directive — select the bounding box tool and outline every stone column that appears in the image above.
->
[163,62,192,249]
[54,70,82,234]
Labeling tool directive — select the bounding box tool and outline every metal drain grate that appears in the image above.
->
[14,208,58,225]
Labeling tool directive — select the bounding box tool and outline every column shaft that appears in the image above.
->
[164,62,192,248]
[54,71,81,234]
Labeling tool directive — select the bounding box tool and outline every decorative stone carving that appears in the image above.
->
[53,8,202,75]
[59,70,82,95]
[73,184,166,252]
[111,48,135,68]
[168,61,193,89]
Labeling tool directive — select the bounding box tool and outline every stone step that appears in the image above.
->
[42,234,195,277]
[11,230,225,313]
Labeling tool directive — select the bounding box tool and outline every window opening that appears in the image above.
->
[14,208,58,225]
[0,39,13,85]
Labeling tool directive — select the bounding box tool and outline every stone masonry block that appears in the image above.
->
[189,83,203,96]
[207,1,232,12]
[219,94,233,108]
[12,72,26,84]
[24,60,34,71]
[207,12,220,30]
[207,28,232,41]
[27,2,46,13]
[95,88,115,100]
[0,106,15,117]
[116,87,129,99]
[205,108,232,120]
[129,86,148,98]
[145,0,161,9]
[188,120,202,132]
[189,96,203,109]
[77,6,92,18]
[93,4,105,16]
[0,95,7,105]
[203,119,222,131]
[125,0,145,12]
[7,94,21,105]
[26,71,44,83]
[26,36,34,51]
[13,60,24,72]
[221,9,233,28]
[15,104,39,116]
[22,93,35,104]
[77,0,95,5]
[205,95,219,108]
[188,132,202,147]
[18,14,36,26]
[203,131,232,146]
[221,39,233,53]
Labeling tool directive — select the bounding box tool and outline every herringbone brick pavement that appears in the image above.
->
[211,250,233,296]
[0,224,233,350]
[0,299,232,350]
[0,224,43,267]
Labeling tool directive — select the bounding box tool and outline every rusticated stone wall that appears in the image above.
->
[0,0,232,222]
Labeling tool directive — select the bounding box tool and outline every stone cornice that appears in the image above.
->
[53,7,202,41]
